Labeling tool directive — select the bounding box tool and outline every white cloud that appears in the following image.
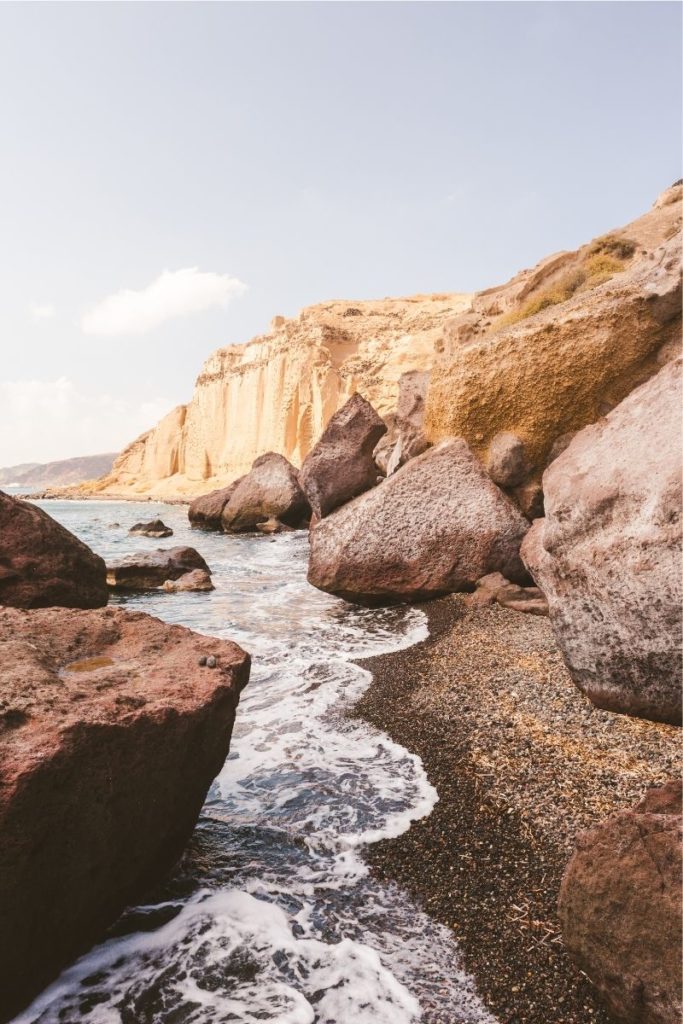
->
[0,377,171,465]
[81,267,247,336]
[30,303,56,321]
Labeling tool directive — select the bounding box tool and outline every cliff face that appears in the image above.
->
[95,294,470,497]
[425,183,682,470]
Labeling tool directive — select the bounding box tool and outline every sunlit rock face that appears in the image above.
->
[93,293,471,498]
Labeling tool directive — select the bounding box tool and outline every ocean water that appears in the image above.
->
[11,499,496,1024]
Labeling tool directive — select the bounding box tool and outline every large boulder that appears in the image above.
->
[222,453,310,532]
[0,491,108,609]
[188,480,242,531]
[299,393,387,518]
[308,439,530,605]
[559,780,682,1024]
[106,546,211,591]
[301,391,387,520]
[373,371,431,476]
[522,357,682,725]
[0,605,250,1021]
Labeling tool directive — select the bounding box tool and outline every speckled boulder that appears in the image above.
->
[522,357,682,724]
[308,439,530,605]
[300,393,387,518]
[222,453,309,532]
[559,780,682,1024]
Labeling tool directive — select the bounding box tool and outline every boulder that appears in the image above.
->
[188,480,242,531]
[128,518,173,538]
[374,371,432,476]
[522,357,683,725]
[308,439,530,605]
[0,491,108,609]
[559,780,682,1024]
[106,546,211,591]
[0,605,250,1021]
[161,568,214,592]
[222,453,310,532]
[299,393,387,518]
[486,432,530,488]
[465,571,548,615]
[511,480,544,521]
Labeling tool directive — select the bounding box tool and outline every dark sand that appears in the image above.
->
[354,596,681,1024]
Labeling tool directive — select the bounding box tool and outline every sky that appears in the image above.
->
[0,1,680,466]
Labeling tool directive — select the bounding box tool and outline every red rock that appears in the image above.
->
[308,439,530,605]
[0,606,250,1021]
[222,453,310,532]
[106,546,211,590]
[300,393,387,518]
[188,479,242,530]
[0,491,108,609]
[373,372,432,477]
[464,572,548,615]
[522,357,683,724]
[559,780,682,1024]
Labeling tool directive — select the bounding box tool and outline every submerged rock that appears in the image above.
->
[0,490,108,609]
[128,518,174,538]
[0,605,250,1021]
[188,480,242,531]
[308,439,530,605]
[107,546,211,591]
[300,393,387,518]
[222,453,310,532]
[522,357,683,725]
[559,780,682,1024]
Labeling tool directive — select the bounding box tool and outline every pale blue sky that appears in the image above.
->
[0,1,680,464]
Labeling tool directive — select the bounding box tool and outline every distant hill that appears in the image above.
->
[0,453,118,489]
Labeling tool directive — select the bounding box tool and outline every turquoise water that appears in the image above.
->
[11,499,495,1024]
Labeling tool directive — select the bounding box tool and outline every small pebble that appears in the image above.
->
[198,655,207,666]
[206,655,217,669]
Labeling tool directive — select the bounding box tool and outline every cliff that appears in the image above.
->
[92,294,470,497]
[425,182,682,468]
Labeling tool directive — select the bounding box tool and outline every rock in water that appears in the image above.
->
[107,546,211,590]
[188,480,242,530]
[221,452,310,532]
[559,780,682,1024]
[0,606,250,1021]
[308,439,530,605]
[299,393,387,518]
[522,357,683,725]
[0,491,108,609]
[128,518,174,538]
[161,568,214,592]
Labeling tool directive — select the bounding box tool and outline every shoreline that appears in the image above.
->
[353,596,680,1024]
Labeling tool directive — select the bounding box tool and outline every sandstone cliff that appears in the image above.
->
[94,295,470,497]
[425,182,682,469]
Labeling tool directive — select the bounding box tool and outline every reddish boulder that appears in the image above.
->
[300,393,387,518]
[222,453,310,532]
[465,571,548,615]
[373,371,431,476]
[522,357,683,724]
[128,518,173,538]
[486,431,531,488]
[188,480,242,531]
[308,439,530,605]
[0,491,108,609]
[559,780,682,1024]
[0,606,250,1021]
[161,568,214,592]
[106,546,211,590]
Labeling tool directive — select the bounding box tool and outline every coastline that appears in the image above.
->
[353,596,681,1024]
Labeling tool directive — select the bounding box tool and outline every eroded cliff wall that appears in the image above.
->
[95,294,470,497]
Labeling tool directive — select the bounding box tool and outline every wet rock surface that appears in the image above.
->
[308,439,530,605]
[106,546,211,591]
[0,490,108,609]
[0,605,250,1022]
[128,518,174,538]
[559,780,682,1024]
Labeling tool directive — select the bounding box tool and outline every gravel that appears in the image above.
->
[352,595,681,1024]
